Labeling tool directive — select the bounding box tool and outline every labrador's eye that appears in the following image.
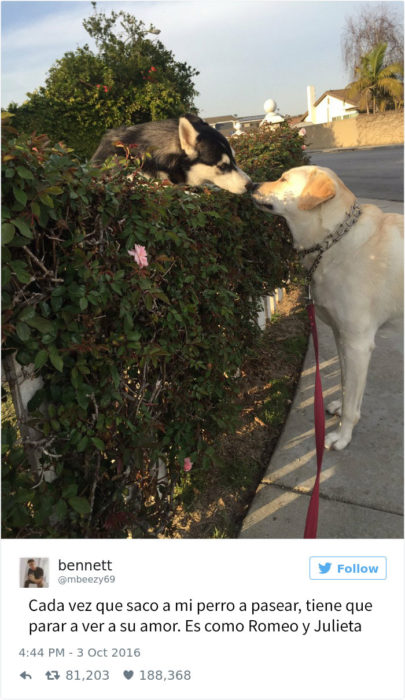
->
[280,176,287,183]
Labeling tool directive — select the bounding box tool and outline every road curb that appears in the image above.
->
[307,143,404,154]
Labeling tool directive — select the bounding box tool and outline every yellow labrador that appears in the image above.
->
[252,165,404,450]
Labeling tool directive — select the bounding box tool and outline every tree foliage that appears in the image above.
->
[8,5,199,159]
[341,2,404,78]
[346,42,403,114]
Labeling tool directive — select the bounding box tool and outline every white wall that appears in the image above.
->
[305,95,358,124]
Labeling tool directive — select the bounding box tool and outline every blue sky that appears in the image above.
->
[1,1,403,118]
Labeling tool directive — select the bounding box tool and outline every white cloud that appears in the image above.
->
[2,4,95,105]
[4,6,90,52]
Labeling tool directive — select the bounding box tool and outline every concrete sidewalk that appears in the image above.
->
[240,199,404,539]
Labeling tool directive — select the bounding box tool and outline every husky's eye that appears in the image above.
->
[218,163,231,172]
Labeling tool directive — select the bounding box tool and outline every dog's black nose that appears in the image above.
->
[248,182,260,194]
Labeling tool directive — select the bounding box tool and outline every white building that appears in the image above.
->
[304,85,359,125]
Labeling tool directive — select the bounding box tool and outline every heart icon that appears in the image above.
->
[123,670,134,680]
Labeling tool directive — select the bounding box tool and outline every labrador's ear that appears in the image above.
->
[178,116,199,158]
[298,170,336,210]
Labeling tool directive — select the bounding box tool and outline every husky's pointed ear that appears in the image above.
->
[178,116,199,158]
[298,170,336,210]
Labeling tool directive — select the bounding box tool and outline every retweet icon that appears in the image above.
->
[318,562,332,574]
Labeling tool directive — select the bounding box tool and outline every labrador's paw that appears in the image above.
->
[325,430,352,451]
[327,399,342,416]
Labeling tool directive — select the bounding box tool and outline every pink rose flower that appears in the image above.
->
[299,128,306,137]
[128,244,148,268]
[183,457,192,472]
[302,145,307,150]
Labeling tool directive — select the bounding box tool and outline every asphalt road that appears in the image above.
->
[308,145,404,201]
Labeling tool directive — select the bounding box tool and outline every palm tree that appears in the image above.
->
[346,42,403,114]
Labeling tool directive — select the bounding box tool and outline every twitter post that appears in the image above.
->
[1,0,404,699]
[1,539,404,700]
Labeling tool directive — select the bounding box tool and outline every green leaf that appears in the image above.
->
[2,266,11,285]
[110,282,123,295]
[125,330,141,341]
[38,207,49,227]
[77,393,89,410]
[16,349,31,365]
[2,423,17,452]
[18,306,36,322]
[12,217,33,239]
[26,316,55,335]
[16,166,34,180]
[62,484,78,499]
[54,499,68,520]
[12,263,31,284]
[154,290,171,305]
[91,437,105,450]
[45,186,64,195]
[2,223,15,244]
[77,436,89,452]
[41,332,57,345]
[16,321,31,342]
[31,201,41,218]
[51,295,63,312]
[49,346,64,372]
[15,488,32,503]
[68,496,91,515]
[71,367,80,389]
[13,187,27,206]
[34,349,48,370]
[39,193,54,208]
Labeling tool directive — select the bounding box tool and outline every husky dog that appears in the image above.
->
[91,114,252,194]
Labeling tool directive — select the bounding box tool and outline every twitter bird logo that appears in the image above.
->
[318,562,332,574]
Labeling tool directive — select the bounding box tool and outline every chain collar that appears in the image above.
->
[300,200,362,283]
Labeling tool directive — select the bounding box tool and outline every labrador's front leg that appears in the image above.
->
[325,332,375,450]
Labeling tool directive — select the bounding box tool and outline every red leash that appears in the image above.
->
[304,302,325,538]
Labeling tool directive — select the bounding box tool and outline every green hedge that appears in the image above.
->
[1,120,307,538]
[231,122,309,181]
